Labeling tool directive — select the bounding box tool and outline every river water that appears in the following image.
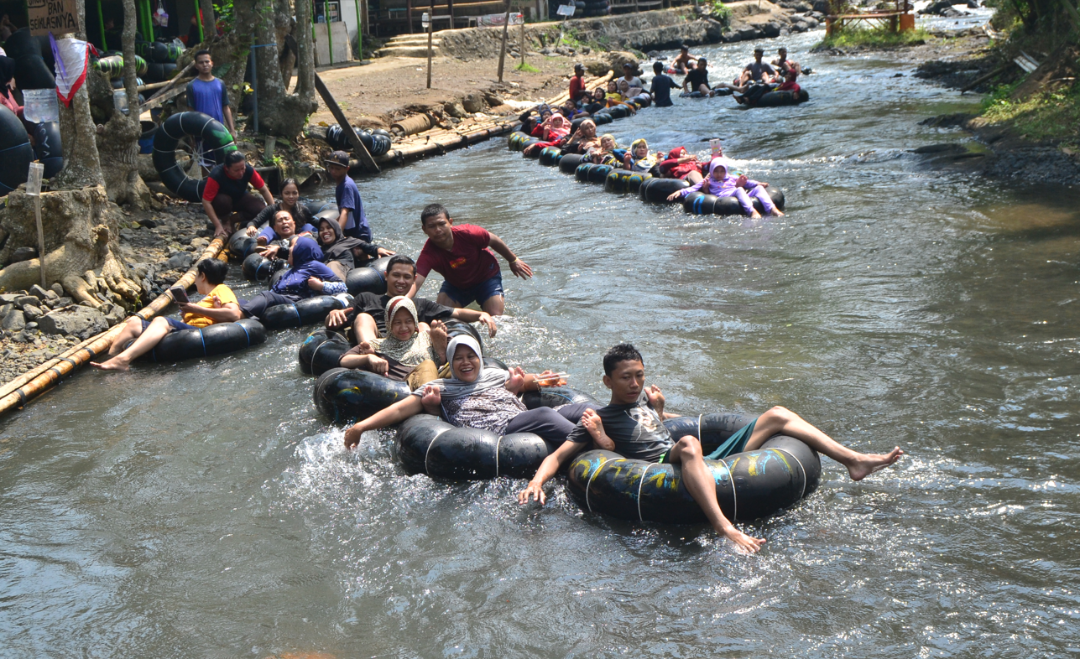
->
[3,27,1080,658]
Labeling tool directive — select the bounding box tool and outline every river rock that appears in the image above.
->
[101,302,126,326]
[462,93,484,113]
[444,101,467,119]
[50,282,64,297]
[1,307,25,330]
[761,21,783,37]
[165,252,194,271]
[14,295,38,308]
[29,284,51,299]
[22,304,43,319]
[38,306,108,339]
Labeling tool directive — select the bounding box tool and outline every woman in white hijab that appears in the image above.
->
[344,336,586,449]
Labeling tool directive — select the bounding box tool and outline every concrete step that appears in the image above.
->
[375,45,441,58]
[385,36,442,46]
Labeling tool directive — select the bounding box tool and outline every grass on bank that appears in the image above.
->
[817,25,931,49]
[514,61,541,73]
[981,80,1080,147]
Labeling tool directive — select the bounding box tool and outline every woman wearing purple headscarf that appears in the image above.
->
[666,159,784,219]
[238,236,343,319]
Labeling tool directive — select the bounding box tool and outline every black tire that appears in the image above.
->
[345,264,387,295]
[0,105,33,195]
[298,329,352,376]
[314,367,413,424]
[558,153,584,174]
[144,62,166,82]
[262,295,351,330]
[152,111,237,202]
[639,177,689,203]
[139,319,267,363]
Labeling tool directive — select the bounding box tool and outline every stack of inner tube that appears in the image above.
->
[325,125,393,157]
[137,318,267,363]
[93,54,149,78]
[136,40,181,83]
[152,111,237,202]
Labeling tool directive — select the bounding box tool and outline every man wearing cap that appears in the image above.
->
[201,151,274,238]
[324,150,373,242]
[569,63,587,104]
[619,62,643,97]
[743,47,778,84]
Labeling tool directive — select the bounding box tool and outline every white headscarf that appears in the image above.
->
[412,334,509,399]
[446,335,483,380]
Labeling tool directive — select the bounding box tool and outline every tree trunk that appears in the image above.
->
[253,0,317,137]
[97,0,152,209]
[55,0,105,190]
[0,0,141,310]
[200,0,217,43]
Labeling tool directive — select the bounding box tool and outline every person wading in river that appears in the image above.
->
[518,344,905,554]
[408,204,533,317]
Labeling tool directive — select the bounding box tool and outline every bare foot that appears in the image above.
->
[847,447,904,481]
[92,357,131,372]
[771,209,785,217]
[722,526,766,554]
[750,211,762,219]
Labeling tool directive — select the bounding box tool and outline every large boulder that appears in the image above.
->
[38,305,108,339]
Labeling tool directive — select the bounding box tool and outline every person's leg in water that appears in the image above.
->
[94,317,176,371]
[666,435,766,553]
[748,185,784,217]
[732,188,763,219]
[742,406,903,481]
[103,317,146,357]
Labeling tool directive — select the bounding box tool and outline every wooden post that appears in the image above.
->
[519,13,525,67]
[314,72,381,173]
[427,0,434,88]
[496,0,511,82]
[407,0,413,33]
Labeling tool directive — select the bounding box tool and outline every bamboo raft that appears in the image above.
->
[0,237,226,419]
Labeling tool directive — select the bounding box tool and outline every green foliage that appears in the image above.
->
[981,80,1080,147]
[817,25,931,48]
[514,61,541,73]
[706,0,732,27]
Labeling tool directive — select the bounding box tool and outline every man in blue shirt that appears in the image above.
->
[186,50,234,132]
[324,151,372,242]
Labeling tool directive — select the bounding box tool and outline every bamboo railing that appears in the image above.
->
[0,237,226,419]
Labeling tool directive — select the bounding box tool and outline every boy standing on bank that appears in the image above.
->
[408,204,532,316]
[518,344,904,554]
[187,49,234,134]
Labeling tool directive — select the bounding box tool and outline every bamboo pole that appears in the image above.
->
[0,237,226,418]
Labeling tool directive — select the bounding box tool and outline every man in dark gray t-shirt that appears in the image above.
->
[517,344,905,555]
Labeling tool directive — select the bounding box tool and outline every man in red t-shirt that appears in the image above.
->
[569,63,587,104]
[408,203,533,316]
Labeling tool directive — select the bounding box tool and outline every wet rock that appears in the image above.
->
[0,294,18,304]
[165,252,194,271]
[38,306,108,340]
[22,304,44,319]
[2,308,26,330]
[762,21,782,37]
[101,303,126,326]
[462,93,485,113]
[25,322,37,330]
[49,296,73,309]
[919,113,975,129]
[138,218,159,229]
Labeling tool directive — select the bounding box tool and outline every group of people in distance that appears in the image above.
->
[519,56,786,218]
[672,44,808,104]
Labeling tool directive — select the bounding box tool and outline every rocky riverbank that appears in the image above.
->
[0,199,217,386]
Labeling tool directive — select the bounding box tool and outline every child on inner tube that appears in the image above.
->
[518,343,904,555]
[667,159,783,219]
[339,296,448,390]
[343,335,588,450]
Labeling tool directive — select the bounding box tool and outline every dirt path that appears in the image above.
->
[311,54,580,128]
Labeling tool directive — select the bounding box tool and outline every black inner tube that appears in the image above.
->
[152,111,237,202]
